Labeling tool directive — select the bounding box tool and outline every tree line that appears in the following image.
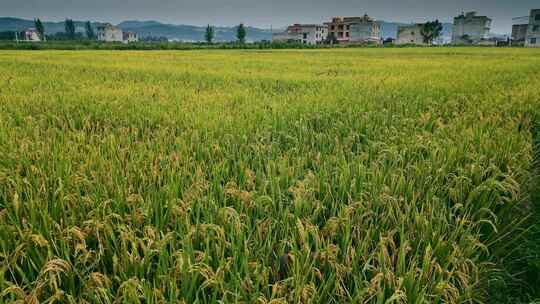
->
[204,23,246,44]
[1,18,251,44]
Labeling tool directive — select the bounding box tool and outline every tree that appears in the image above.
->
[0,31,18,41]
[34,18,45,41]
[65,19,76,40]
[236,23,246,44]
[205,24,214,44]
[85,21,95,40]
[420,20,443,45]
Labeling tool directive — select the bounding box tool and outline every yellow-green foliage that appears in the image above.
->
[0,48,539,303]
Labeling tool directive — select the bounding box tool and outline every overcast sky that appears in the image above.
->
[2,0,537,33]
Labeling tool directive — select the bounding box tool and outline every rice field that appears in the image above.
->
[0,48,540,303]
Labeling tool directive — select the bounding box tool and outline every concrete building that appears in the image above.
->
[272,24,327,45]
[452,12,491,44]
[24,28,41,42]
[525,9,540,47]
[325,15,381,44]
[396,24,426,45]
[123,31,139,43]
[512,16,529,46]
[511,16,529,46]
[512,24,528,42]
[96,23,123,42]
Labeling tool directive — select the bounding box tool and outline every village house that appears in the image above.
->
[324,15,381,44]
[525,9,540,47]
[512,16,530,46]
[123,31,139,43]
[96,23,123,42]
[396,24,426,45]
[451,12,491,44]
[272,24,327,45]
[24,28,41,42]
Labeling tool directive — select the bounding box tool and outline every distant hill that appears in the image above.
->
[0,17,95,34]
[0,17,455,42]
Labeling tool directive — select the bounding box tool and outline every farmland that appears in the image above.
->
[0,48,539,303]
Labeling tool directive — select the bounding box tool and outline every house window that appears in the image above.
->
[338,25,344,30]
[534,25,540,32]
[331,25,335,30]
[346,32,350,37]
[346,25,350,30]
[338,32,344,38]
[411,31,415,35]
[536,14,540,21]
[531,38,537,44]
[303,33,307,39]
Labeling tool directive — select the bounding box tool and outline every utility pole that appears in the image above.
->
[15,31,19,44]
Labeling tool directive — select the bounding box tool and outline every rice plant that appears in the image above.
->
[0,48,539,303]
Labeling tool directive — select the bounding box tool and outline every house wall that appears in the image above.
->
[525,9,540,47]
[326,16,380,44]
[326,18,350,43]
[512,24,528,42]
[124,33,139,43]
[349,23,380,43]
[396,24,425,45]
[97,26,123,42]
[273,25,327,45]
[25,31,40,42]
[302,26,327,45]
[452,12,491,44]
[315,26,328,44]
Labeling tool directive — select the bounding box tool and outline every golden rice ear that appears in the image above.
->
[1,285,27,301]
[40,259,72,277]
[87,272,111,288]
[30,234,49,247]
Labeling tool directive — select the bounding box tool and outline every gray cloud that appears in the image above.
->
[2,0,538,33]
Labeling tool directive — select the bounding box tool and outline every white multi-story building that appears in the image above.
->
[525,9,540,47]
[24,28,41,42]
[396,24,426,45]
[272,24,327,45]
[96,23,123,42]
[452,12,491,44]
[123,31,139,43]
[512,16,530,45]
